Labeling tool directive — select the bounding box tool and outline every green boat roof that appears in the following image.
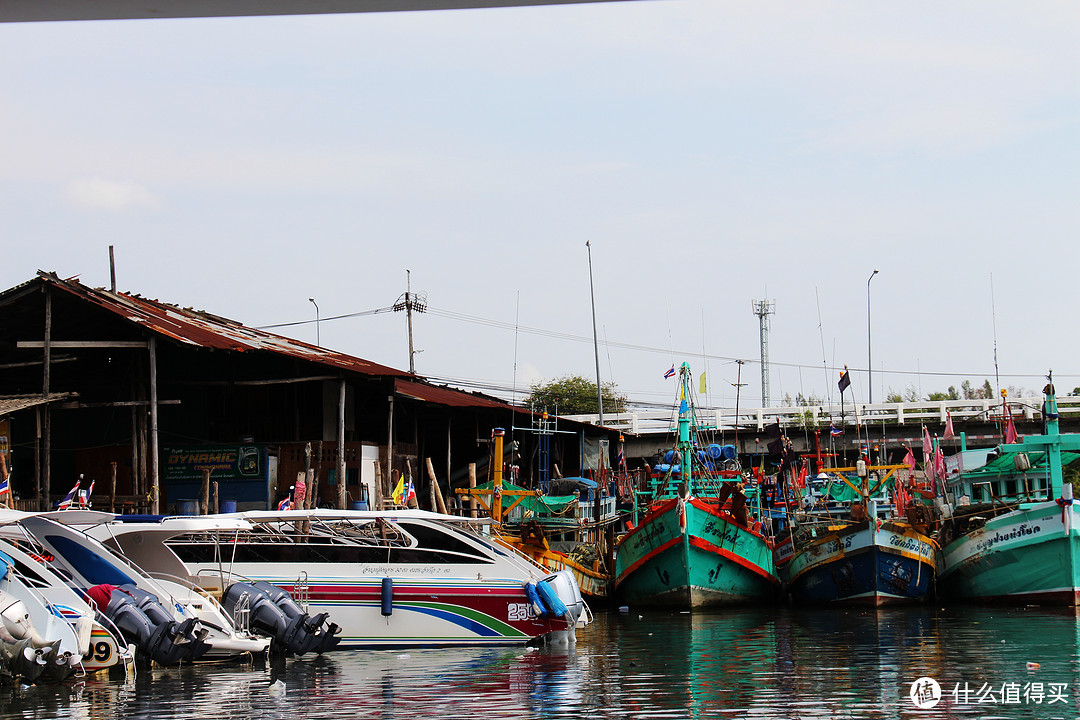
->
[959,449,1080,479]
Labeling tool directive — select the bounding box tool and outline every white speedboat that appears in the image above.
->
[0,532,129,679]
[7,513,271,663]
[89,509,587,648]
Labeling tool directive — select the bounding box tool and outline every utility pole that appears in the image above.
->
[732,359,747,450]
[751,299,776,407]
[393,270,426,374]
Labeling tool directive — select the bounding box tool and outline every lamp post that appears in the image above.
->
[867,269,878,404]
[309,297,320,347]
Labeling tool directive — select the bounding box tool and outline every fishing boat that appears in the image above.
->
[458,429,615,604]
[86,508,587,648]
[773,459,939,605]
[938,382,1080,605]
[613,363,779,607]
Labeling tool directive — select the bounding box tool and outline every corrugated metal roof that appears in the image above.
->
[394,378,519,410]
[37,272,409,378]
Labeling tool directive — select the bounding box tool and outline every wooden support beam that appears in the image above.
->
[18,340,149,348]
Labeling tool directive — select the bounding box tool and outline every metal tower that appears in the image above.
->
[751,299,776,407]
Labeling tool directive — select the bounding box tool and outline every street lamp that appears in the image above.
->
[867,269,879,404]
[309,297,320,347]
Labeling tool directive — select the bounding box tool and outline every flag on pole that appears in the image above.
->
[934,443,946,484]
[922,426,933,464]
[392,474,406,505]
[838,366,851,394]
[944,412,955,440]
[404,478,417,505]
[1005,414,1019,444]
[830,423,843,437]
[57,480,80,510]
[0,475,8,501]
[903,445,916,471]
[664,365,676,379]
[277,496,292,511]
[699,372,707,394]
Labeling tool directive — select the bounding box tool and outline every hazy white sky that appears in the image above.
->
[2,1,1078,412]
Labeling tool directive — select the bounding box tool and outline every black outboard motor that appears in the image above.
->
[222,581,340,655]
[98,585,209,666]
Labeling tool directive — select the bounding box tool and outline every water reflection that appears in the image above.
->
[0,607,1077,719]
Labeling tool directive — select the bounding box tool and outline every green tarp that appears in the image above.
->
[470,480,578,516]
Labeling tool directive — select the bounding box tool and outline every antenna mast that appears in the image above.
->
[752,299,776,407]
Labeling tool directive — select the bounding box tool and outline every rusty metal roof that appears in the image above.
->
[36,272,410,378]
[394,378,519,410]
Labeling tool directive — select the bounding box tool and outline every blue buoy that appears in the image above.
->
[523,581,546,617]
[536,579,569,619]
[381,577,393,616]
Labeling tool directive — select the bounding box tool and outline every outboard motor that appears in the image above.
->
[93,584,209,666]
[0,630,50,683]
[222,581,340,655]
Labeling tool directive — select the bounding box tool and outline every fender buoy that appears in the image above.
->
[523,582,546,617]
[536,579,569,619]
[381,577,393,617]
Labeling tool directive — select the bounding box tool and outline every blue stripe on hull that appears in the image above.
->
[788,547,934,605]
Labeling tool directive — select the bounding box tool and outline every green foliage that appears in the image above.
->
[885,389,904,403]
[526,375,628,415]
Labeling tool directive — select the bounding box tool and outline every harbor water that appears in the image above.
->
[3,606,1077,719]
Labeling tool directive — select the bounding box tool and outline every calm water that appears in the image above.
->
[2,606,1077,719]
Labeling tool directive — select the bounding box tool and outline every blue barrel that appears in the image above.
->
[721,444,737,460]
[664,450,676,464]
[707,444,724,460]
[177,499,199,516]
[220,500,237,514]
[350,501,368,511]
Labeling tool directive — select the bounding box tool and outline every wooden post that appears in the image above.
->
[34,408,41,511]
[109,462,117,513]
[468,463,477,518]
[149,335,160,515]
[374,459,384,510]
[426,458,448,515]
[338,379,347,510]
[212,481,219,514]
[386,393,394,502]
[200,468,211,515]
[42,285,51,511]
[492,429,505,524]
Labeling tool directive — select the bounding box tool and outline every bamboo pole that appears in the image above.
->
[200,468,210,515]
[212,481,219,514]
[427,457,448,515]
[109,462,117,513]
[338,379,347,510]
[374,459,384,510]
[149,335,160,514]
[468,463,477,518]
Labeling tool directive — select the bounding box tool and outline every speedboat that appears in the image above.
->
[2,512,272,664]
[87,508,587,648]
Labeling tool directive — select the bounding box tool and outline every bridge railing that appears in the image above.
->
[563,395,1080,434]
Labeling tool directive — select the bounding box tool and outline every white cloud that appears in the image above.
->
[65,177,161,211]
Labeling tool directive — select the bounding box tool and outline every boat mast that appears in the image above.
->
[586,241,604,428]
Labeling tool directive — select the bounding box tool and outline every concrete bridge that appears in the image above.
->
[566,396,1080,466]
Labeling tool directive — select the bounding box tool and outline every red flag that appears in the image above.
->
[922,426,933,464]
[794,464,808,490]
[934,444,946,484]
[1005,414,1019,444]
[903,446,916,471]
[944,411,955,440]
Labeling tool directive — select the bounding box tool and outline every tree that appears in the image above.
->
[885,389,904,403]
[526,375,628,415]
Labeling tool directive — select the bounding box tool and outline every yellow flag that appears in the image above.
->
[392,474,405,504]
[699,372,707,394]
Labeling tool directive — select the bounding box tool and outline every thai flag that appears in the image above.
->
[78,479,94,508]
[663,365,676,379]
[277,497,292,511]
[830,424,843,437]
[0,475,9,499]
[57,481,80,510]
[404,478,416,504]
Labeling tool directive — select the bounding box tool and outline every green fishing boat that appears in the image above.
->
[613,363,779,607]
[939,381,1080,605]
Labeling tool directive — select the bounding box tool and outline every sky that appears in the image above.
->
[1,1,1078,414]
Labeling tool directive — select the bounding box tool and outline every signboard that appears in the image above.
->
[164,445,264,481]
